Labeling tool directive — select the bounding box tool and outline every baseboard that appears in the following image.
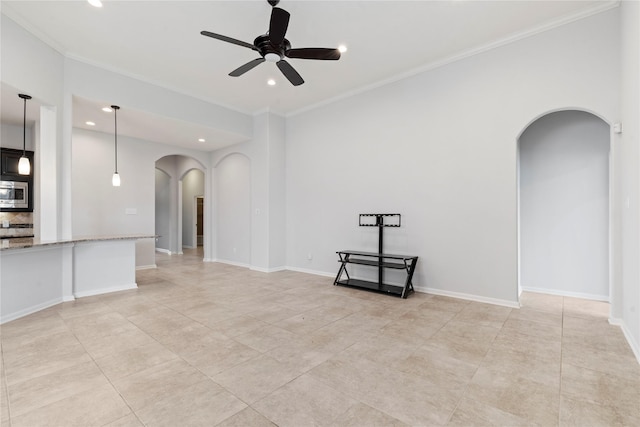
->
[521,286,609,302]
[136,264,157,270]
[0,297,64,324]
[182,245,196,249]
[74,283,138,299]
[285,266,336,278]
[609,317,640,364]
[414,285,521,308]
[250,266,287,273]
[203,258,216,263]
[155,248,171,255]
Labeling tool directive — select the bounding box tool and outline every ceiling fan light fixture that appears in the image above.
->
[267,79,276,86]
[102,106,113,113]
[264,53,280,63]
[87,0,103,8]
[338,45,347,53]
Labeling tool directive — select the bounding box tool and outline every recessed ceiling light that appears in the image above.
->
[102,107,112,113]
[87,0,102,8]
[338,45,347,53]
[198,138,206,142]
[267,79,276,86]
[85,121,96,126]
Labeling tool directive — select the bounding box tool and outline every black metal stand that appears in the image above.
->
[334,214,418,298]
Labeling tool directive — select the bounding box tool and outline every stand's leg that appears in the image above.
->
[334,253,349,285]
[401,257,418,298]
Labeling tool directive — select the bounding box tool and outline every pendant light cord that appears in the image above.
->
[114,107,118,173]
[22,96,27,155]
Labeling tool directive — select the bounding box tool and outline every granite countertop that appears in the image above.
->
[0,234,156,251]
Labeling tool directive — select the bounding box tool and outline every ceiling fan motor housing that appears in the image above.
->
[254,34,290,61]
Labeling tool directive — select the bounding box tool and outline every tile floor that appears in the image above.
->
[1,248,639,426]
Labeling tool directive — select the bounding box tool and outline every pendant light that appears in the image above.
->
[18,94,32,175]
[111,105,121,186]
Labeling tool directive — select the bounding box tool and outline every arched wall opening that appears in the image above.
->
[518,110,610,301]
[155,155,206,256]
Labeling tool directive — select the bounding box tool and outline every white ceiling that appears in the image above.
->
[1,0,617,149]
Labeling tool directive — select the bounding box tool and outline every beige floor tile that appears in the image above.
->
[103,413,145,427]
[205,314,268,337]
[446,397,534,426]
[563,297,609,320]
[379,311,446,344]
[562,342,640,379]
[8,360,109,417]
[246,305,304,324]
[252,374,358,427]
[233,324,299,353]
[266,333,340,373]
[519,292,564,315]
[75,326,157,359]
[559,394,639,427]
[454,301,512,329]
[113,359,210,411]
[1,375,9,423]
[216,407,276,427]
[135,380,246,427]
[179,336,261,377]
[491,327,562,361]
[359,362,460,426]
[10,384,130,427]
[464,367,560,426]
[55,299,113,320]
[331,402,409,427]
[561,363,640,413]
[417,295,471,313]
[396,342,479,391]
[502,316,563,340]
[507,306,563,327]
[3,332,93,386]
[340,334,422,367]
[426,320,500,365]
[94,341,179,381]
[213,354,304,404]
[480,347,561,388]
[308,354,385,400]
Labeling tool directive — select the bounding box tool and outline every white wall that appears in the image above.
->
[155,168,171,251]
[216,153,251,266]
[285,9,621,305]
[614,0,640,360]
[72,129,210,266]
[519,111,609,300]
[182,168,204,248]
[0,123,34,150]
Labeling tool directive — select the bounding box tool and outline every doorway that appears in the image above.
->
[518,110,610,301]
[196,196,204,247]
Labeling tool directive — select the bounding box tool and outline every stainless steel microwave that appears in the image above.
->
[0,180,29,209]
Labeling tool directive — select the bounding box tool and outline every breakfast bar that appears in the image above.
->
[0,234,154,324]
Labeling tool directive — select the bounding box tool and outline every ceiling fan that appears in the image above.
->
[200,0,341,86]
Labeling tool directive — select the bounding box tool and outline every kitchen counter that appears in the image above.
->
[0,234,155,251]
[1,234,156,324]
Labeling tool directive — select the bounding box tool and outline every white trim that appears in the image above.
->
[287,1,620,118]
[414,285,521,309]
[285,266,336,278]
[182,245,196,249]
[203,258,216,263]
[136,264,157,270]
[73,283,138,299]
[0,297,64,325]
[609,318,640,364]
[155,248,172,255]
[250,266,287,273]
[215,259,251,269]
[521,286,609,302]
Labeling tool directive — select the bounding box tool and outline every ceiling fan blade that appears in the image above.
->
[269,7,290,45]
[277,60,304,86]
[286,48,341,60]
[200,31,257,51]
[229,58,266,77]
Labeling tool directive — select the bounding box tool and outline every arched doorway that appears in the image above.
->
[155,155,206,256]
[518,110,610,301]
